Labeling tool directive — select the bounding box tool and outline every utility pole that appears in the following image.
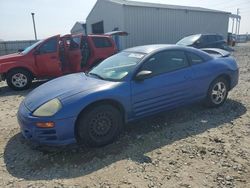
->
[235,8,240,42]
[237,9,241,40]
[31,12,38,40]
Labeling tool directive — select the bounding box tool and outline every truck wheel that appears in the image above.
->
[6,69,32,91]
[76,104,123,147]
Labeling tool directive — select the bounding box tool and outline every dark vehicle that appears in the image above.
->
[177,34,233,51]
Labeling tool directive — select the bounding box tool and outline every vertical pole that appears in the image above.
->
[31,13,38,40]
[231,18,235,34]
[235,22,238,39]
[237,19,241,41]
[235,8,239,42]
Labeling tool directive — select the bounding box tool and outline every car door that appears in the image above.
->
[67,36,82,72]
[204,35,218,48]
[186,52,214,99]
[34,35,62,77]
[130,50,194,118]
[214,35,227,49]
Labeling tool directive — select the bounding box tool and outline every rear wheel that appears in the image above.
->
[76,104,123,147]
[205,77,229,107]
[6,69,32,91]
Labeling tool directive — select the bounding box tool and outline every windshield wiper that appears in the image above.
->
[87,72,105,80]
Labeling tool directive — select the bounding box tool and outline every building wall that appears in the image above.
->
[71,23,85,34]
[87,1,230,49]
[86,0,126,49]
[86,0,124,34]
[124,6,229,48]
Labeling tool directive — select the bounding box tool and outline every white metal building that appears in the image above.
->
[86,0,230,49]
[71,21,87,35]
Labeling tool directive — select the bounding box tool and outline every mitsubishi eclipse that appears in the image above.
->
[17,45,239,147]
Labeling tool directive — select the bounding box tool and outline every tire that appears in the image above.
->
[76,104,123,147]
[6,69,32,91]
[205,77,229,108]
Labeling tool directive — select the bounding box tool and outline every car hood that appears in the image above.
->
[0,53,23,63]
[24,73,114,112]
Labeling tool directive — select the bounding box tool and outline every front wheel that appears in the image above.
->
[76,104,123,147]
[6,69,32,91]
[205,77,229,107]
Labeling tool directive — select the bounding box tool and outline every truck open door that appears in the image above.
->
[34,35,62,77]
[69,36,82,72]
[63,35,82,73]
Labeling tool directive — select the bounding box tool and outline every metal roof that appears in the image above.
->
[108,0,230,14]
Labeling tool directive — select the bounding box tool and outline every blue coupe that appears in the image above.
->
[18,45,239,147]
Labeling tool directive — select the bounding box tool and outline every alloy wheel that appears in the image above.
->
[11,73,28,88]
[211,81,227,105]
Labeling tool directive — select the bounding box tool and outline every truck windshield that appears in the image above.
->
[21,40,44,54]
[88,52,145,81]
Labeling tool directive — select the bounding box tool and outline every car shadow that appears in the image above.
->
[0,80,47,97]
[4,99,246,180]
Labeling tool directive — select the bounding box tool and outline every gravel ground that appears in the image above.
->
[0,43,249,188]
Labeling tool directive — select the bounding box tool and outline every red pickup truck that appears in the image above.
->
[0,34,117,90]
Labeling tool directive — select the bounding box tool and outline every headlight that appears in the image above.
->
[33,98,62,117]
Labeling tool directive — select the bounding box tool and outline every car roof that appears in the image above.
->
[124,44,195,54]
[123,44,213,61]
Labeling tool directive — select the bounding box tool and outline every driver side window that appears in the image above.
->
[38,37,57,54]
[141,50,189,76]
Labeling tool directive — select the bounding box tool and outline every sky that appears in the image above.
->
[0,0,249,41]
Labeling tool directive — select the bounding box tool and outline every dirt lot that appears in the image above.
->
[0,43,249,188]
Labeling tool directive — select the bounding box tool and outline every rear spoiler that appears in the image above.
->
[201,48,231,58]
[105,31,128,36]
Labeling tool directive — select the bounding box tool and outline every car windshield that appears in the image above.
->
[88,52,145,81]
[177,34,201,46]
[21,40,44,54]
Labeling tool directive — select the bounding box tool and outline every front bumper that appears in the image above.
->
[17,102,77,146]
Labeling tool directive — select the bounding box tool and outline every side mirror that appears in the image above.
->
[135,70,152,81]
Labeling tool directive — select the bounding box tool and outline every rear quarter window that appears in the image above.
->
[187,52,205,65]
[69,38,80,50]
[92,37,112,48]
[72,36,81,46]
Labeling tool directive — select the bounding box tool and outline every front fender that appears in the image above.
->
[0,61,34,74]
[55,84,131,121]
